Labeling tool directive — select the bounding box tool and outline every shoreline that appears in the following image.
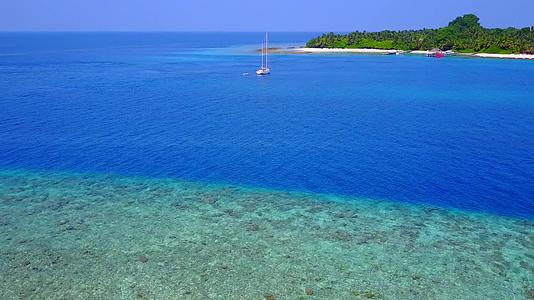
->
[471,52,534,59]
[294,47,399,54]
[287,47,534,60]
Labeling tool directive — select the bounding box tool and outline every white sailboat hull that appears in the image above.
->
[256,68,270,75]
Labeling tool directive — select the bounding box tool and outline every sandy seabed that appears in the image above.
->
[0,170,532,299]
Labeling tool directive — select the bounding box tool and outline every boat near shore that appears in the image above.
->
[426,48,445,58]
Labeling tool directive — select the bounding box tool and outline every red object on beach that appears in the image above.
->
[436,52,445,58]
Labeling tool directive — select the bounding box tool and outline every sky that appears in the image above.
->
[1,0,533,32]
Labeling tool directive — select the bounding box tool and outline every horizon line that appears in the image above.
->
[1,26,531,34]
[0,30,326,33]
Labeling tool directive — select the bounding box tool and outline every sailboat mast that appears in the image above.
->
[255,32,270,75]
[261,40,264,68]
[265,32,268,68]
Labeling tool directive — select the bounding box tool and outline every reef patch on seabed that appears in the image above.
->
[0,170,532,299]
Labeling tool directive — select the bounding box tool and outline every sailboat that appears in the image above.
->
[256,32,271,75]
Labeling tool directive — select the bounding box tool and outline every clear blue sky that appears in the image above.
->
[1,0,533,32]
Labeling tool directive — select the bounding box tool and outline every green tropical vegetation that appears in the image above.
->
[306,14,534,54]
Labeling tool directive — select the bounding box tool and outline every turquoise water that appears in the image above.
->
[0,170,532,299]
[0,33,533,298]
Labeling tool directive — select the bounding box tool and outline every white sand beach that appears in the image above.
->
[291,47,534,60]
[412,51,534,60]
[294,47,399,54]
[410,50,433,55]
[472,53,534,59]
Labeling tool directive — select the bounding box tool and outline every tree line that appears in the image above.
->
[306,15,534,54]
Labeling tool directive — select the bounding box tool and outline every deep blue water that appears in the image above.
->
[1,33,533,218]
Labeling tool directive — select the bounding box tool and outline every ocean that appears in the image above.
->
[0,32,533,299]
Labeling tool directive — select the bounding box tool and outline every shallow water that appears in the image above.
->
[0,169,532,299]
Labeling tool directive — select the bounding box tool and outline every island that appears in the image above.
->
[304,14,534,58]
